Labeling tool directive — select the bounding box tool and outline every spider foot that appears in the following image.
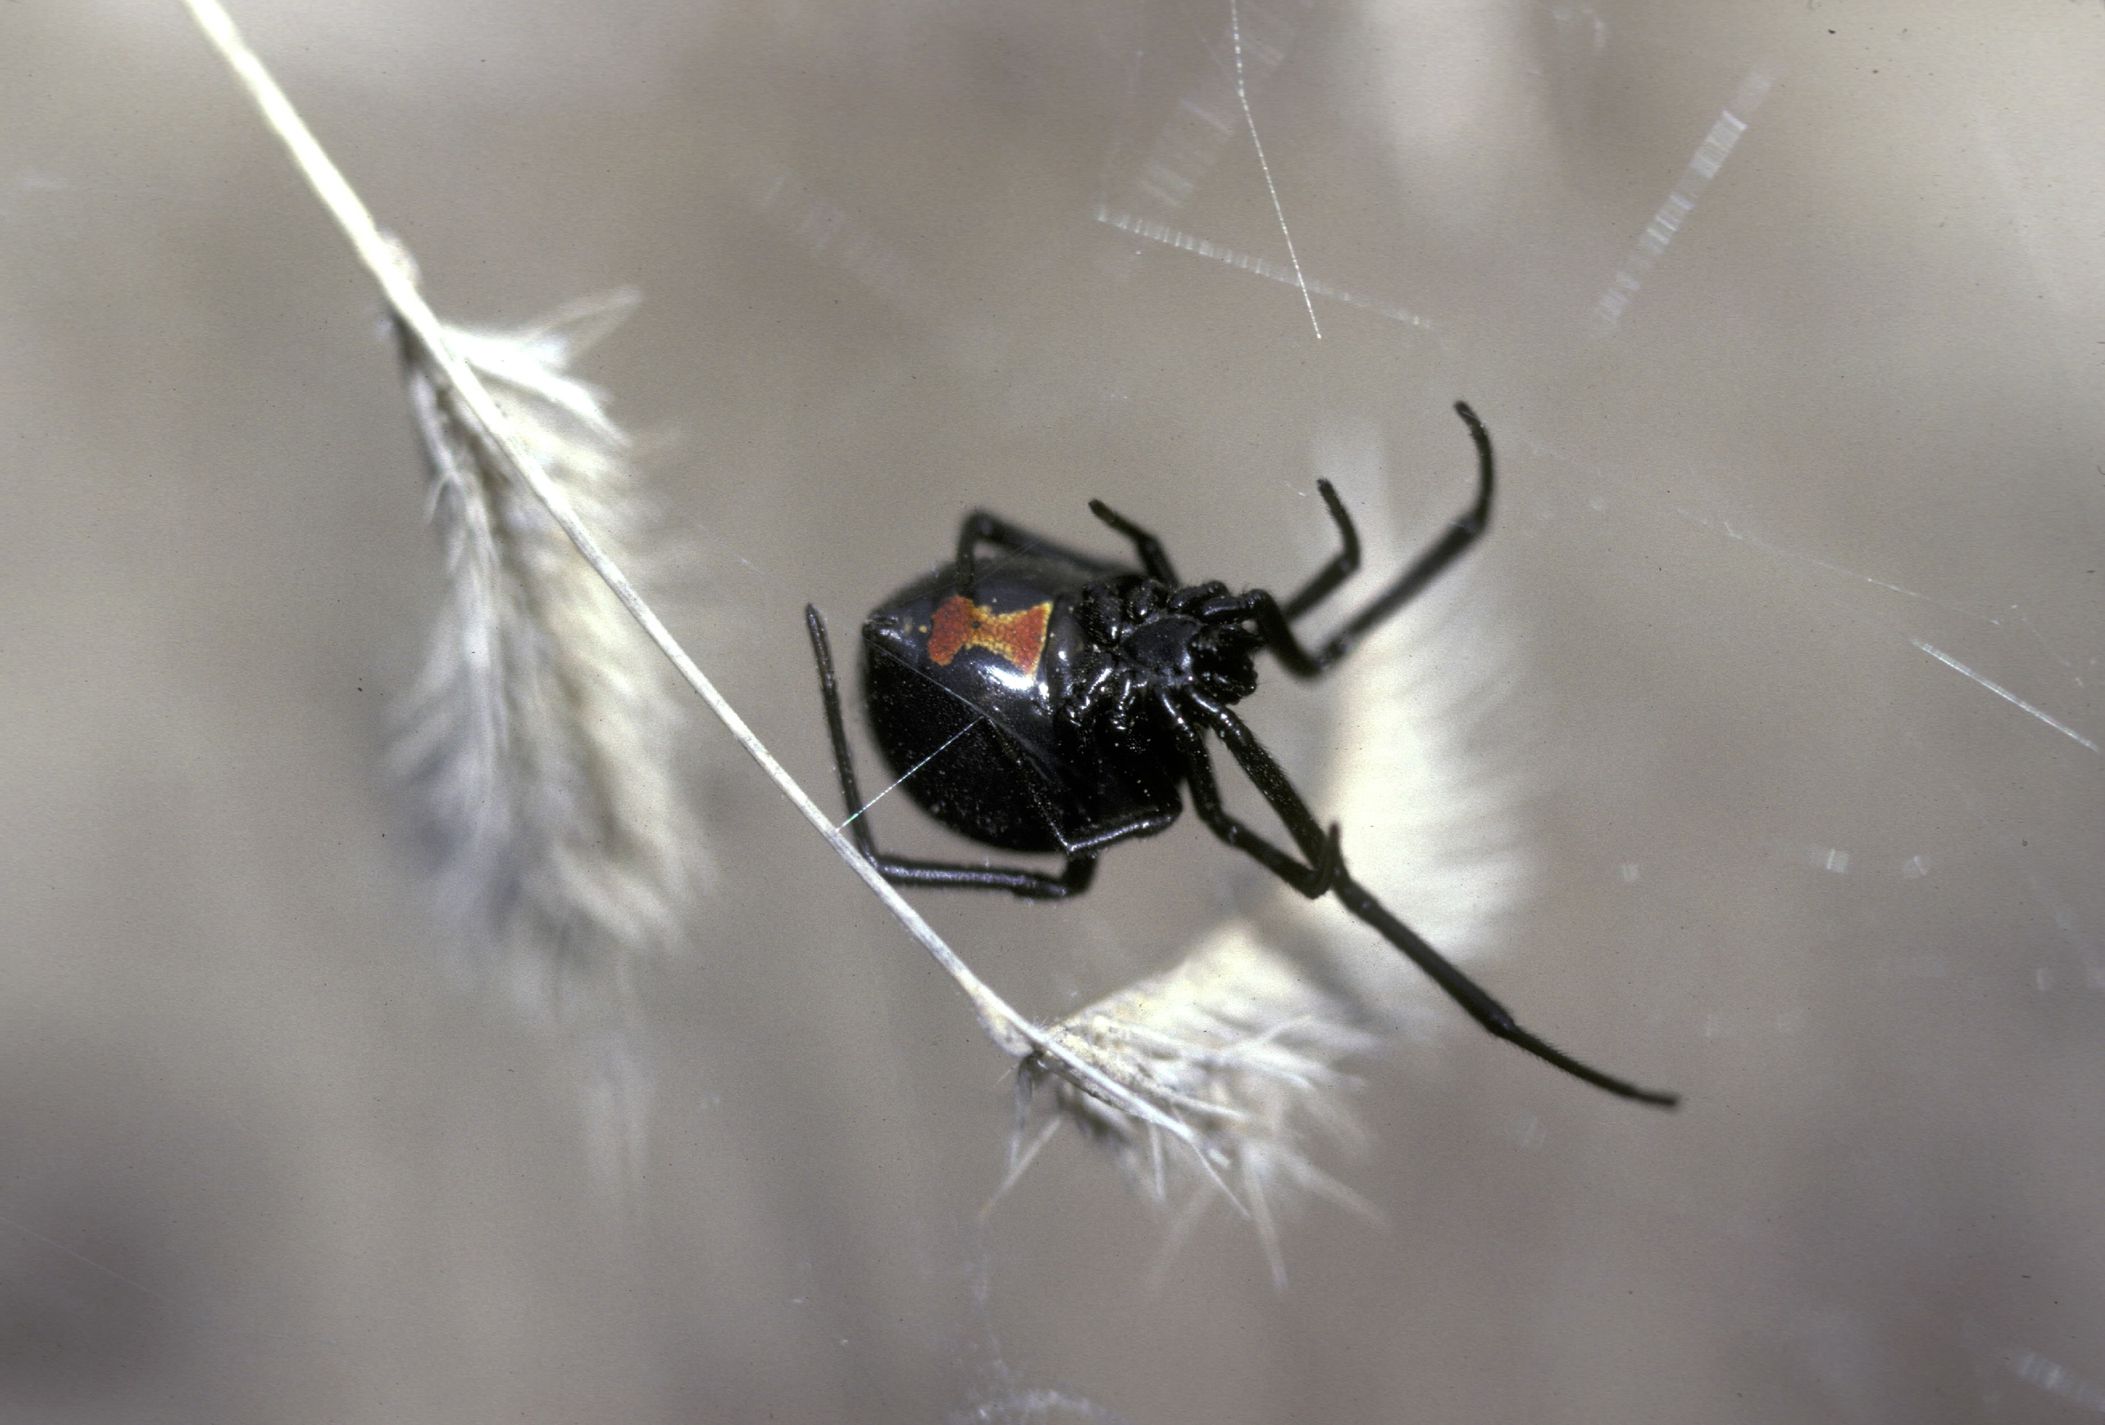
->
[1304,821,1345,900]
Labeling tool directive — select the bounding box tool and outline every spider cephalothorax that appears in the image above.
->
[1063,576,1264,732]
[806,402,1680,1108]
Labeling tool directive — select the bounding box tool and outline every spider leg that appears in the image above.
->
[1161,694,1338,896]
[1185,693,1678,1108]
[1249,401,1496,678]
[1327,870,1680,1108]
[1085,499,1180,585]
[805,604,1098,899]
[986,729,1182,856]
[1280,479,1360,618]
[954,510,1127,592]
[1174,719,1341,898]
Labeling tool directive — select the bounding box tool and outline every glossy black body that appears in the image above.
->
[803,402,1681,1108]
[860,557,1181,854]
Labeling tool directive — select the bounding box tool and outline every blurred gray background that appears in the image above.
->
[5,1,2103,1421]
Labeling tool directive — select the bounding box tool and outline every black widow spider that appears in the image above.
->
[805,403,1678,1108]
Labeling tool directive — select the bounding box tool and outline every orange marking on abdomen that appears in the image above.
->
[927,595,1052,677]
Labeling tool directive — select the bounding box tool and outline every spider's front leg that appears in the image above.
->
[1184,691,1679,1109]
[1260,401,1497,678]
[1323,870,1680,1108]
[1166,698,1340,898]
[1280,478,1360,618]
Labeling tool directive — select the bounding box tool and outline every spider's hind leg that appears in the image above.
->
[804,605,1098,899]
[954,510,1125,591]
[1085,499,1180,586]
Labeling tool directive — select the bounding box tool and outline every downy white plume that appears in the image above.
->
[392,291,700,1014]
[179,0,1268,1212]
[1016,922,1381,1284]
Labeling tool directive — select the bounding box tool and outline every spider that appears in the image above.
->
[804,402,1678,1108]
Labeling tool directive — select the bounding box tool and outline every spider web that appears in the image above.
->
[10,1,2104,1422]
[651,2,2105,1414]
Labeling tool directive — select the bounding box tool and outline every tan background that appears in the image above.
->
[5,1,2104,1421]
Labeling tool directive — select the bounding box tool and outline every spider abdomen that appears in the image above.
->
[860,556,1183,854]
